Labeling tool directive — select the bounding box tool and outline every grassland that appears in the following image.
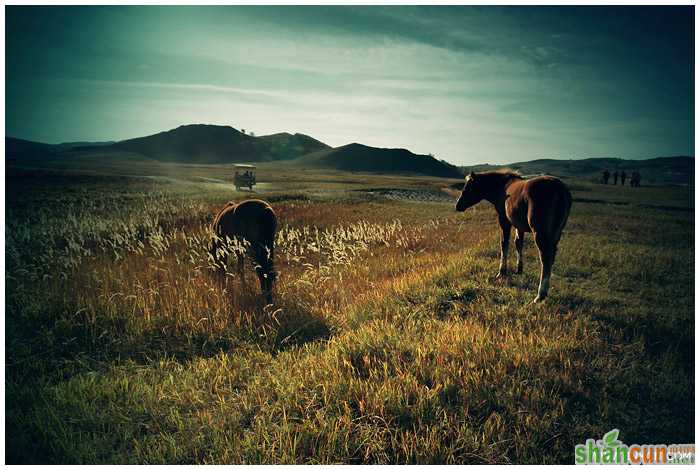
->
[5,163,694,464]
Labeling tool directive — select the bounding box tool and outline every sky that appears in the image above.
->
[6,5,695,165]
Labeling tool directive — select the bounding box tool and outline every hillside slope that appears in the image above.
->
[256,132,331,161]
[6,137,58,160]
[114,124,329,163]
[295,143,464,178]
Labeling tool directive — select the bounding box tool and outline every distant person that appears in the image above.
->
[613,171,619,185]
[602,169,610,184]
[620,171,627,186]
[631,171,641,187]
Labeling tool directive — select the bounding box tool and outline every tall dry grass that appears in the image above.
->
[6,173,694,463]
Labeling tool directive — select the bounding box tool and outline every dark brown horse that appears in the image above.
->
[210,199,277,304]
[456,171,572,303]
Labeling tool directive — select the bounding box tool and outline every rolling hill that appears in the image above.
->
[57,141,116,150]
[113,124,330,163]
[6,137,59,160]
[293,143,464,178]
[5,125,693,183]
[5,126,463,178]
[256,132,332,162]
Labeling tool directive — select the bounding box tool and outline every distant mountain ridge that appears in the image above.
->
[5,124,463,178]
[6,137,58,158]
[5,125,694,183]
[295,143,464,178]
[57,141,116,150]
[113,124,330,163]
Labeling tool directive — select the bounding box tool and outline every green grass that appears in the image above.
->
[5,164,694,463]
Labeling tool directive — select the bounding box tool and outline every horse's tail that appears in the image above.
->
[552,183,572,246]
[255,206,278,303]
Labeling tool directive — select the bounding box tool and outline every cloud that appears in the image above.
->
[6,6,694,163]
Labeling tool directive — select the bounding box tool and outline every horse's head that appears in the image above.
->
[256,267,277,305]
[254,247,277,304]
[455,172,483,212]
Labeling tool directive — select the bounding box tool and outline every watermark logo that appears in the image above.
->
[575,429,695,465]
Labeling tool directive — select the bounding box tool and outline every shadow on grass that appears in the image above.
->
[554,292,694,371]
[262,300,332,352]
[6,285,332,393]
[224,286,332,353]
[433,288,479,319]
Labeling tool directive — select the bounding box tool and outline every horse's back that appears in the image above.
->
[213,199,277,245]
[524,176,571,206]
[524,176,571,238]
[507,176,570,237]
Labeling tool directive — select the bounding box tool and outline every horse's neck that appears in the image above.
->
[485,174,518,206]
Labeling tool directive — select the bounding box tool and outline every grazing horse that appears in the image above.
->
[210,199,277,304]
[455,171,572,303]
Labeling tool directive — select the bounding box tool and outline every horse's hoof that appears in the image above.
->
[532,295,546,304]
[494,271,508,280]
[516,267,523,274]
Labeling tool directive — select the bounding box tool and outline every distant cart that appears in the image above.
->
[233,164,256,191]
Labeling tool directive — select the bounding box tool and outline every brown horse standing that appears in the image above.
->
[210,199,277,303]
[455,171,572,303]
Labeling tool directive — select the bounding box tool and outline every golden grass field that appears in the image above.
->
[5,163,694,463]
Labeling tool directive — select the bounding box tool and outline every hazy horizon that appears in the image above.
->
[6,6,695,165]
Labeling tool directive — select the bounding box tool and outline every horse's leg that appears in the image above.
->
[495,216,511,279]
[533,232,554,303]
[237,253,246,285]
[514,229,525,274]
[252,244,273,304]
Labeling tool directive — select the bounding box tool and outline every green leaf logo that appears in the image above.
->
[603,429,621,447]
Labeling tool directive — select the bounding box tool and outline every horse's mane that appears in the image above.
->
[476,168,523,181]
[494,168,523,178]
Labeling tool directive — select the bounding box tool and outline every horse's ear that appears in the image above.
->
[469,171,476,179]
